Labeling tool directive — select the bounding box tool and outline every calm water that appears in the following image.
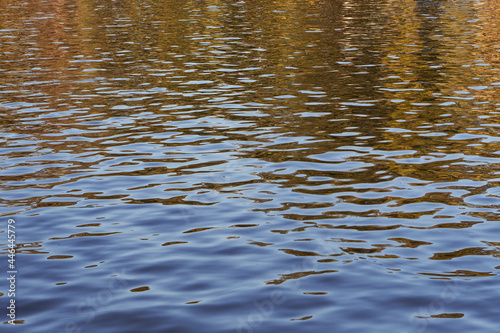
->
[1,0,500,332]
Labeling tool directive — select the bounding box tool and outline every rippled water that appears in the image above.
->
[1,0,499,332]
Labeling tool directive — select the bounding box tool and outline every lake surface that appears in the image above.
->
[1,0,499,332]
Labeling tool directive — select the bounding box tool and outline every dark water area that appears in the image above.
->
[0,0,499,332]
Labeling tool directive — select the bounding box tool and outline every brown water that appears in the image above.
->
[1,0,500,332]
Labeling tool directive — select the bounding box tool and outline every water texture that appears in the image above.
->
[0,0,499,332]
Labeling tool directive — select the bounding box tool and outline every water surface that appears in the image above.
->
[1,0,500,332]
